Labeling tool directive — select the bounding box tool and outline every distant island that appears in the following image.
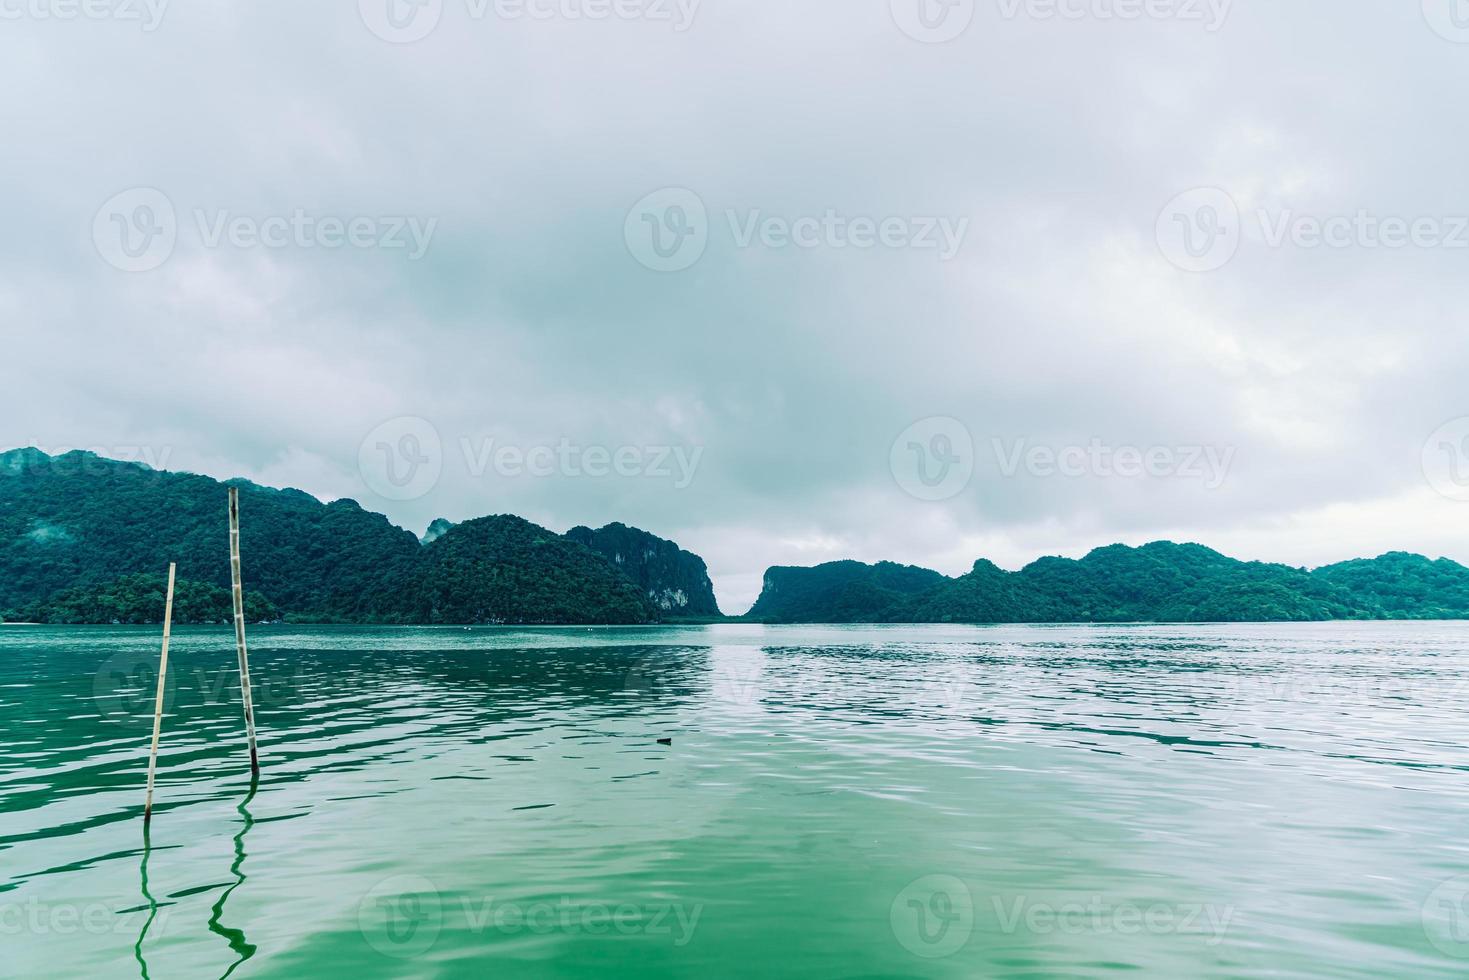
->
[4,447,1468,625]
[750,547,1469,624]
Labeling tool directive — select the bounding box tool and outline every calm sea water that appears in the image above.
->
[3,622,1469,978]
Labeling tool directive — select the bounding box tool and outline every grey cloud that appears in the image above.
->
[3,1,1467,613]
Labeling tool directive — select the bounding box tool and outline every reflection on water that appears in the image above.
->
[2,622,1468,978]
[206,776,257,979]
[133,827,156,980]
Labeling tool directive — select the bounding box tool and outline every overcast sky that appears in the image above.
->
[4,1,1469,612]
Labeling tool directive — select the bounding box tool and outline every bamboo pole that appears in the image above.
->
[143,563,177,825]
[228,488,260,776]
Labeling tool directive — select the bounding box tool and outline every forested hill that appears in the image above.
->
[9,448,1468,626]
[749,542,1469,624]
[0,449,704,625]
[566,523,721,617]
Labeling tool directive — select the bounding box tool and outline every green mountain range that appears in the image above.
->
[0,449,716,625]
[748,543,1469,624]
[5,448,1469,625]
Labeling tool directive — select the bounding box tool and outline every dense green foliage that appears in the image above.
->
[10,448,1469,626]
[1313,552,1469,619]
[565,522,722,616]
[899,559,1039,623]
[11,572,278,625]
[749,560,948,622]
[0,449,421,620]
[748,542,1469,624]
[384,516,658,625]
[0,450,676,625]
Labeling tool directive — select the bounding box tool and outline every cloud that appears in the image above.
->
[3,1,1467,613]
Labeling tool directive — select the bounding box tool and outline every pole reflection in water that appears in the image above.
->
[208,776,259,980]
[133,826,159,980]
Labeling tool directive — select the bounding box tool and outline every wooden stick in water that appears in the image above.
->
[228,488,260,776]
[144,563,177,825]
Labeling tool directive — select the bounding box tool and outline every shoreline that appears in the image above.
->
[5,618,1468,629]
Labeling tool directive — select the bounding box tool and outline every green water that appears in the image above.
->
[3,623,1469,978]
